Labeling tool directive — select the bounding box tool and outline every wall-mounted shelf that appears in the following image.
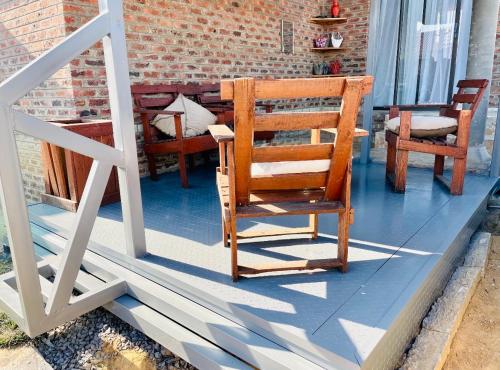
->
[310,74,347,78]
[310,47,347,52]
[309,17,347,25]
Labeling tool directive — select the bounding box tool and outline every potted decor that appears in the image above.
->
[331,0,340,18]
[40,113,120,212]
[331,32,343,48]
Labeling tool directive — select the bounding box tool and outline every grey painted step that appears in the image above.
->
[19,249,250,370]
[30,223,323,370]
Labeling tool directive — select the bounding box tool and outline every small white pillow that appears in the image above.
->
[387,115,457,138]
[151,94,217,138]
[251,160,331,176]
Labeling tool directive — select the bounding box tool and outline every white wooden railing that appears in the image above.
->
[0,0,145,337]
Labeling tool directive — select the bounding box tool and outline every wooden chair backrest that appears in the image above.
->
[220,77,373,205]
[442,79,489,119]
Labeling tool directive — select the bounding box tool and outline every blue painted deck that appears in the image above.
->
[28,163,498,369]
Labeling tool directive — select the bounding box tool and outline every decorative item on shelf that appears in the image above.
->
[318,5,330,18]
[322,62,331,75]
[312,63,322,75]
[313,62,332,75]
[330,60,342,75]
[331,32,343,48]
[331,0,340,18]
[313,35,329,48]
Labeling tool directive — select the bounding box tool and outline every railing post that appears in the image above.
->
[0,105,45,335]
[99,0,147,257]
[490,101,500,178]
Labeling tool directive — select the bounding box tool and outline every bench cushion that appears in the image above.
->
[251,160,331,176]
[152,94,217,138]
[387,115,458,138]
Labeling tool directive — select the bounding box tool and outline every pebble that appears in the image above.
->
[31,308,196,370]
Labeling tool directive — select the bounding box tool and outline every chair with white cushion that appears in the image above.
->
[209,76,373,281]
[385,79,489,195]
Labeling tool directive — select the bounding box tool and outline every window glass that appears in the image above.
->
[373,0,458,106]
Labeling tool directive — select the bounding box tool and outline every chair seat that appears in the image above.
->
[387,115,457,138]
[251,160,331,176]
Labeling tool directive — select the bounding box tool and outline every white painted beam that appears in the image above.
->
[13,109,124,167]
[99,0,147,257]
[0,13,110,105]
[0,280,25,328]
[0,106,46,336]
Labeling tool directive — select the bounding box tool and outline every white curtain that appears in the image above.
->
[418,0,457,103]
[396,0,425,104]
[372,0,401,106]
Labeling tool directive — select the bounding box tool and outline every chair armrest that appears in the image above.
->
[206,106,233,113]
[208,124,234,143]
[455,110,473,148]
[388,104,450,111]
[135,108,183,116]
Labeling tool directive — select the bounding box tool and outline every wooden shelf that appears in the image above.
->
[310,47,347,52]
[310,74,346,78]
[309,17,348,25]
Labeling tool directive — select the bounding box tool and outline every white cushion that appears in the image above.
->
[151,94,217,138]
[387,115,457,138]
[251,160,331,176]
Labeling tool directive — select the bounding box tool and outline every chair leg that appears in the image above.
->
[222,211,229,248]
[386,142,397,178]
[450,157,466,195]
[229,217,239,282]
[394,149,409,192]
[309,214,319,239]
[178,152,189,188]
[434,155,445,178]
[337,210,349,273]
[148,154,159,181]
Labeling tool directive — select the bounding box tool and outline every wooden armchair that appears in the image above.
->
[385,79,489,195]
[209,76,373,281]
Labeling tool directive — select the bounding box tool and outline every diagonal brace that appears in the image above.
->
[45,160,113,316]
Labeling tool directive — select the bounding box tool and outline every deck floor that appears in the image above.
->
[28,163,497,369]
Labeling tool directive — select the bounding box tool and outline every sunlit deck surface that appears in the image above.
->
[29,162,497,369]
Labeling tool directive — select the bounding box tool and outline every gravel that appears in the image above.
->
[33,308,197,370]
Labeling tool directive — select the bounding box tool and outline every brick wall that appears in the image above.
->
[0,0,76,202]
[0,0,370,201]
[63,0,370,176]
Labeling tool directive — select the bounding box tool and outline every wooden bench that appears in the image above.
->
[132,83,273,187]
